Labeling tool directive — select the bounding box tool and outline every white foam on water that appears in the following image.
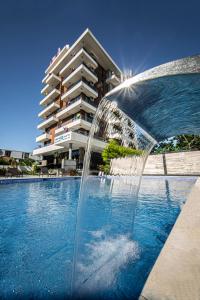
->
[78,234,140,294]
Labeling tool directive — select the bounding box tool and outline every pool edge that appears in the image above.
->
[0,176,81,184]
[139,176,200,300]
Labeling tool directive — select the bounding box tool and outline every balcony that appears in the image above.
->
[41,84,52,95]
[41,74,61,95]
[38,102,60,118]
[42,73,49,84]
[36,133,51,143]
[45,45,70,75]
[46,73,61,86]
[60,48,98,78]
[40,88,60,106]
[55,116,93,136]
[54,131,106,152]
[33,144,64,156]
[106,73,121,86]
[61,79,98,102]
[57,96,96,120]
[62,64,98,88]
[37,116,58,130]
[107,131,122,140]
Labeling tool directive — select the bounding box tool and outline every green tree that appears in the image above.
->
[0,157,9,165]
[176,135,200,151]
[101,140,142,173]
[19,158,34,166]
[152,135,200,154]
[9,158,18,167]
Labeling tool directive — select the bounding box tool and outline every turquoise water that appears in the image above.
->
[0,176,196,299]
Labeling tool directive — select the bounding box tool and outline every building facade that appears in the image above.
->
[0,148,41,161]
[33,29,122,169]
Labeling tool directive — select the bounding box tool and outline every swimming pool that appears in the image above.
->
[0,176,196,299]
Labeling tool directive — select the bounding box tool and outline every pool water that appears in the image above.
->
[0,176,196,299]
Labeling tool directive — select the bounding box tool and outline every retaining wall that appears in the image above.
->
[143,151,200,175]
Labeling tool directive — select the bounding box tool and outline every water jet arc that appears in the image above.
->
[105,55,200,140]
[72,55,200,298]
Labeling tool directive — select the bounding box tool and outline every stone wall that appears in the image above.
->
[144,151,200,175]
[143,154,165,175]
[110,151,200,176]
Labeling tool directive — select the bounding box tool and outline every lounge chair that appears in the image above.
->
[5,168,23,177]
[39,167,49,177]
[60,168,70,176]
[48,169,57,177]
[60,168,78,176]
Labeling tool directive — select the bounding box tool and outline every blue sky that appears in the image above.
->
[0,0,200,152]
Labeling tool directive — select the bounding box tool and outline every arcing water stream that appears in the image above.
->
[72,55,200,298]
[72,98,156,298]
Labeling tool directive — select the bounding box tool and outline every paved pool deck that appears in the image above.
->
[140,177,200,300]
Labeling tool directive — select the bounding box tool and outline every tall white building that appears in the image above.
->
[33,29,122,169]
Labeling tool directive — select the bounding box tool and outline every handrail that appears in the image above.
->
[67,77,97,92]
[57,94,97,114]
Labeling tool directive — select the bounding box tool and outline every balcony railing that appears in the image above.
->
[40,88,60,106]
[57,115,93,128]
[106,72,121,86]
[60,48,98,77]
[82,62,96,76]
[57,94,96,113]
[37,115,58,130]
[70,94,97,106]
[38,102,60,118]
[67,77,97,93]
[36,132,51,143]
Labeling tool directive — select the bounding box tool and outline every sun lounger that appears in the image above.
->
[39,167,49,177]
[5,168,23,177]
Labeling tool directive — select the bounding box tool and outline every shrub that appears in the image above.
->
[0,169,6,176]
[101,140,143,174]
[102,140,142,163]
[19,158,34,166]
[9,158,18,167]
[32,163,40,174]
[69,169,78,176]
[0,157,9,165]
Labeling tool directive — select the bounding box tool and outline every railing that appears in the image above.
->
[69,94,97,107]
[58,115,93,128]
[66,62,96,77]
[82,47,98,65]
[75,129,89,136]
[34,142,51,149]
[106,71,120,82]
[41,93,60,108]
[70,115,93,124]
[82,62,96,76]
[67,77,97,93]
[36,132,49,138]
[39,103,60,119]
[57,94,97,114]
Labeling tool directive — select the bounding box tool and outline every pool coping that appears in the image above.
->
[0,176,81,184]
[0,175,197,185]
[139,177,200,300]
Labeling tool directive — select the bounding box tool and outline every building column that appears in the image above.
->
[79,147,85,164]
[69,143,72,160]
[61,158,65,169]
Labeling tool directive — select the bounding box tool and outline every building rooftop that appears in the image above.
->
[45,28,122,78]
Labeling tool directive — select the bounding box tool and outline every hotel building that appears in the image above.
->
[33,29,122,169]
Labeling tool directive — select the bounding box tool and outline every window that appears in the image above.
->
[5,151,11,157]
